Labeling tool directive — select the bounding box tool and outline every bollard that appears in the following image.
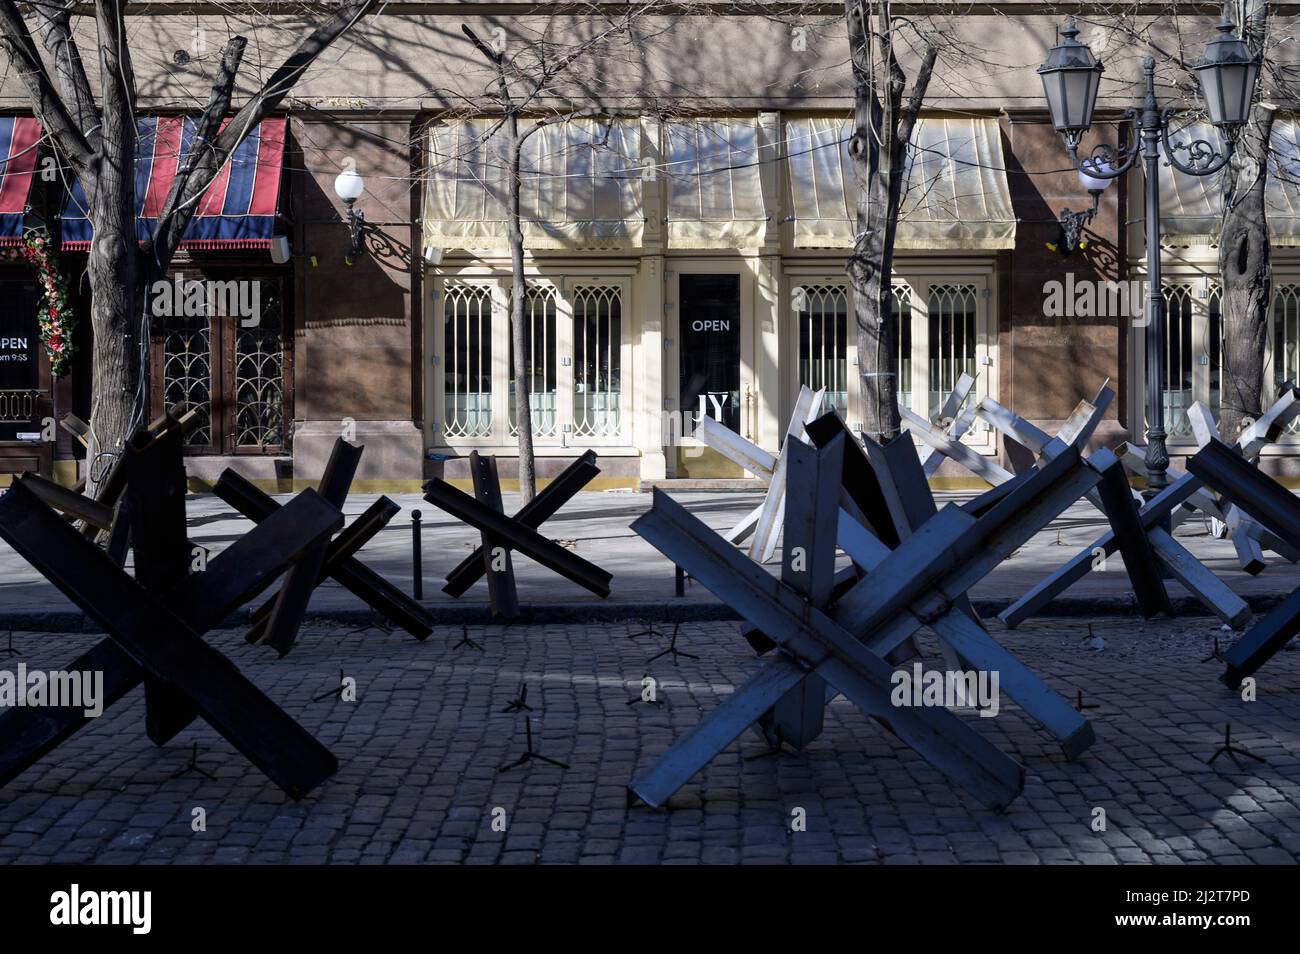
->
[411,509,424,600]
[674,564,685,597]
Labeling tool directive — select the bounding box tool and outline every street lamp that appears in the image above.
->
[333,160,366,265]
[1047,162,1114,255]
[1038,15,1260,495]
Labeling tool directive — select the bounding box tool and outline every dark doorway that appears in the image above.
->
[679,273,741,434]
[0,278,52,476]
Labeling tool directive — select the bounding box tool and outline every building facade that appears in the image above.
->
[2,5,1299,491]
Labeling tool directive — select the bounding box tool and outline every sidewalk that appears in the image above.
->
[1,488,1297,630]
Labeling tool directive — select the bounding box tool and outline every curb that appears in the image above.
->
[0,592,1286,635]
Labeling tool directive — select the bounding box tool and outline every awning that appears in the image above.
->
[785,116,1017,250]
[664,119,766,249]
[423,118,643,251]
[0,117,41,247]
[61,116,286,250]
[1156,118,1300,246]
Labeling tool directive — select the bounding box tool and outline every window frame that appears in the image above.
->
[1131,254,1300,450]
[148,267,293,457]
[430,269,634,452]
[784,260,998,454]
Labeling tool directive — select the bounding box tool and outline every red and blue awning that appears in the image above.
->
[61,115,286,250]
[0,117,41,247]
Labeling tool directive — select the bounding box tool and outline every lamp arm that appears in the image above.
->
[1159,107,1232,177]
[1072,109,1141,179]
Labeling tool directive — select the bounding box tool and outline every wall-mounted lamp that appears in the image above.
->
[1047,162,1113,256]
[334,159,366,265]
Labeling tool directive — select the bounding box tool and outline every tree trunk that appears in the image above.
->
[844,1,935,442]
[86,0,142,494]
[847,141,902,443]
[1218,108,1275,438]
[507,113,537,502]
[1217,0,1273,440]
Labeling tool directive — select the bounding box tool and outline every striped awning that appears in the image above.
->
[785,116,1017,250]
[1155,118,1300,246]
[61,116,286,250]
[0,117,41,247]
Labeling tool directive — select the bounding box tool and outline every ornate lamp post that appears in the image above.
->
[1038,17,1260,495]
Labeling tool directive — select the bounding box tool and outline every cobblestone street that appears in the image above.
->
[0,616,1297,864]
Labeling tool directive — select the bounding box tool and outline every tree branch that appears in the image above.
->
[896,45,938,148]
[94,0,136,212]
[212,0,380,157]
[147,0,378,269]
[29,0,100,151]
[463,23,514,112]
[0,0,95,182]
[148,36,246,269]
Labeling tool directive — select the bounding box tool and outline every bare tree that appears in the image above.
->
[445,5,663,502]
[0,0,378,492]
[844,0,937,442]
[1218,0,1275,437]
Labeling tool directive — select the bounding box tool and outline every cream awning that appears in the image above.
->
[1156,118,1300,246]
[423,118,643,250]
[785,116,1017,250]
[664,119,767,249]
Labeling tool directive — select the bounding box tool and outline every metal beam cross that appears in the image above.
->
[213,438,435,652]
[422,453,612,615]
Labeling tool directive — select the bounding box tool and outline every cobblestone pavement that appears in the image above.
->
[0,616,1298,864]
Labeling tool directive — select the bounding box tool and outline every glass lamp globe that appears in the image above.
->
[334,167,365,203]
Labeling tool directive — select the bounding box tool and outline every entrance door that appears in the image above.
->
[672,271,747,477]
[680,274,741,431]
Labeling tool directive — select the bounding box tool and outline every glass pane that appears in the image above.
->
[891,284,913,413]
[1274,283,1300,434]
[1208,285,1222,419]
[161,310,213,448]
[444,284,493,438]
[1161,284,1195,438]
[794,284,848,413]
[0,281,41,440]
[927,283,977,416]
[509,285,558,438]
[233,280,285,448]
[573,284,623,439]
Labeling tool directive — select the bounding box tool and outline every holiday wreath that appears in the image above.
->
[4,227,75,376]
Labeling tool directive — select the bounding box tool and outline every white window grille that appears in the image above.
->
[434,275,630,447]
[443,283,494,438]
[572,284,623,439]
[927,282,979,417]
[509,285,558,438]
[793,283,849,413]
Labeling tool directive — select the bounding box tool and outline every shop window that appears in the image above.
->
[1152,280,1221,440]
[791,274,990,434]
[436,276,630,447]
[443,283,494,439]
[892,284,913,413]
[926,283,979,417]
[151,275,289,454]
[572,284,623,439]
[1273,283,1300,433]
[509,285,558,438]
[794,284,849,413]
